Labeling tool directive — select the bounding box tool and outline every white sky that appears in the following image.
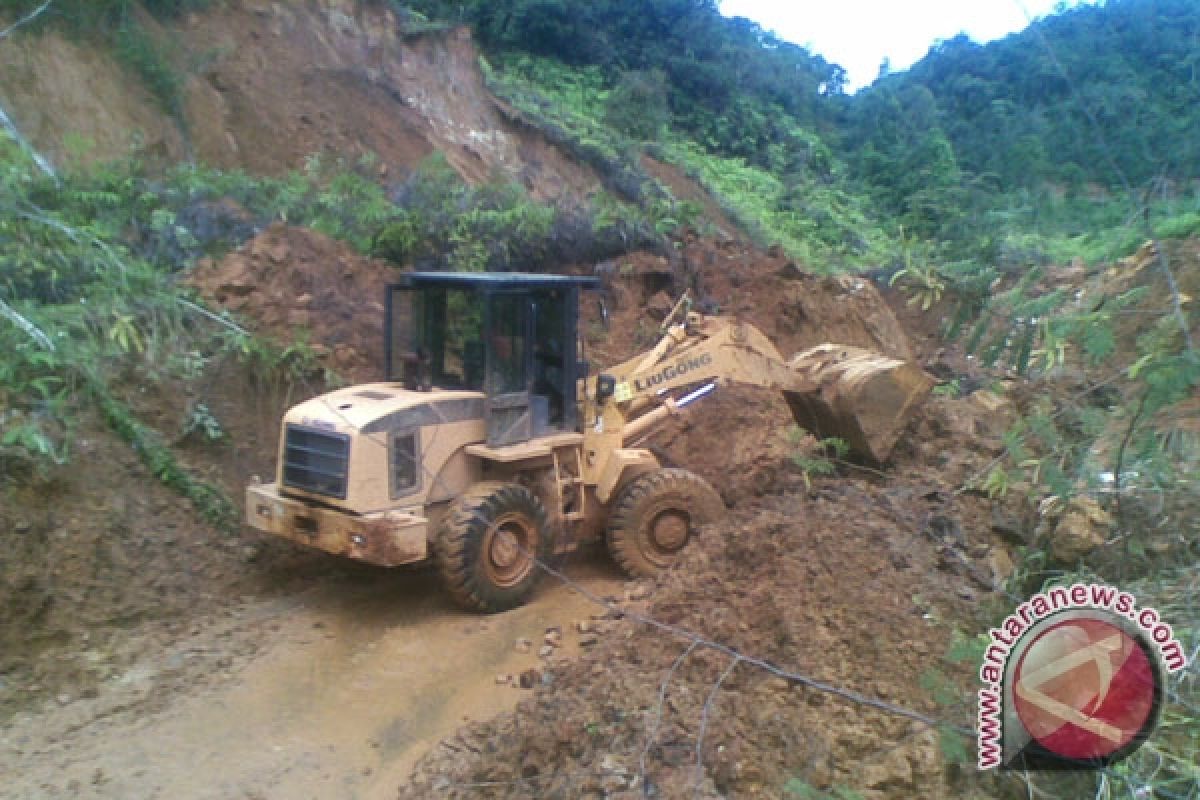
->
[719,0,1084,91]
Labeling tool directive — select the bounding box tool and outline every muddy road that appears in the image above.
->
[1,556,627,799]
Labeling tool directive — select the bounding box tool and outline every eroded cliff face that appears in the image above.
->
[0,1,599,201]
[0,22,185,167]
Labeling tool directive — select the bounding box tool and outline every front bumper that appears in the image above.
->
[245,482,427,567]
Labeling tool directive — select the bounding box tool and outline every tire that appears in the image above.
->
[605,468,724,578]
[434,482,550,612]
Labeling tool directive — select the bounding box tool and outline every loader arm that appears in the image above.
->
[584,309,933,467]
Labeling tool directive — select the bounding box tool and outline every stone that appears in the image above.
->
[495,674,512,686]
[860,744,915,791]
[514,637,532,654]
[987,547,1015,586]
[538,645,554,659]
[1050,497,1113,562]
[518,669,541,689]
[765,677,791,693]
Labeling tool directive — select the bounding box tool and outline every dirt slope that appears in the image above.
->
[0,1,600,202]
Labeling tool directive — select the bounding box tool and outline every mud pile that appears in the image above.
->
[588,233,920,504]
[402,477,1005,799]
[0,415,249,715]
[187,223,400,383]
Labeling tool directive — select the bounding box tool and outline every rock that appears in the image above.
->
[1050,496,1112,562]
[514,637,532,654]
[578,634,599,647]
[518,669,540,689]
[987,547,1015,586]
[624,584,650,602]
[765,677,790,693]
[575,620,595,634]
[543,629,562,647]
[860,744,916,791]
[599,755,630,788]
[495,674,512,686]
[538,645,554,659]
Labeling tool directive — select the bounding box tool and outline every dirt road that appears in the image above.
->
[1,557,627,800]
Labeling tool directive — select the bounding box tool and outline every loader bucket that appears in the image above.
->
[783,344,934,463]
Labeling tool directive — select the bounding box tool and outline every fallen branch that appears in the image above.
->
[0,296,55,350]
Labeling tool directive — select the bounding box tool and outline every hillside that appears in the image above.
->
[0,1,1197,799]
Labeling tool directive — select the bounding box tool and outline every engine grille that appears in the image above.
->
[282,425,350,499]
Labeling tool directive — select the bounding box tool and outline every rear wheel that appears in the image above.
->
[605,469,724,578]
[435,482,550,612]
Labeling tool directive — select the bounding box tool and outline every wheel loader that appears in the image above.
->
[246,272,932,611]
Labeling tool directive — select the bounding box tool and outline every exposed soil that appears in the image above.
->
[186,222,401,383]
[0,4,1049,798]
[400,473,1012,799]
[0,3,602,202]
[0,208,1032,799]
[0,556,630,800]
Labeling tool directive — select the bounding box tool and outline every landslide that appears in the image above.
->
[586,232,919,505]
[395,233,1029,800]
[401,472,1009,799]
[0,2,1027,793]
[0,2,600,202]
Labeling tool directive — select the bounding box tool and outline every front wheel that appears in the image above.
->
[435,482,550,612]
[605,469,724,578]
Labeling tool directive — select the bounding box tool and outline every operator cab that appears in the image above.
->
[385,272,600,447]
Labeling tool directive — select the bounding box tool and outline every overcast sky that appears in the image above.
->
[718,0,1087,91]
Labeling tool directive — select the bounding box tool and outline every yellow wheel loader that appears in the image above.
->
[246,272,932,611]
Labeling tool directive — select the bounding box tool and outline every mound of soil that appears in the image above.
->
[401,473,1007,799]
[0,412,249,716]
[187,223,400,383]
[587,233,920,504]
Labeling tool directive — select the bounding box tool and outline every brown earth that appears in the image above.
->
[400,472,1014,799]
[2,210,1031,799]
[186,222,401,383]
[0,3,1039,797]
[0,2,601,202]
